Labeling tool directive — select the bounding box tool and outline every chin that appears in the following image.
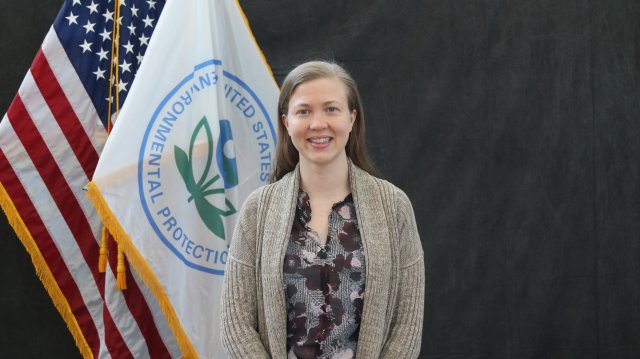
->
[301,153,344,167]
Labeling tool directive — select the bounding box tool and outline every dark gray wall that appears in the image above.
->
[1,0,639,358]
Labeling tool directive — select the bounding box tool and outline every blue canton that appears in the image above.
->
[52,0,165,126]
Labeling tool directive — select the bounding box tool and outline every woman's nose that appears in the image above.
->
[309,113,328,130]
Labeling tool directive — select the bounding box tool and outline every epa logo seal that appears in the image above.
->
[137,59,276,275]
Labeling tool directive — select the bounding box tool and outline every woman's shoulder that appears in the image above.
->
[240,169,297,212]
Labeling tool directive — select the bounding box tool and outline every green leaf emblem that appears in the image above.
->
[174,116,236,240]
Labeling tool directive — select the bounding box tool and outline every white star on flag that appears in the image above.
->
[93,67,106,80]
[87,1,99,14]
[96,48,109,61]
[139,34,149,46]
[65,12,78,25]
[83,20,96,33]
[117,79,128,92]
[123,40,135,54]
[119,60,132,73]
[142,15,154,28]
[99,28,111,41]
[79,39,92,53]
[102,8,114,22]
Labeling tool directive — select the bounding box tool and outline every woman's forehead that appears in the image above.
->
[289,77,348,105]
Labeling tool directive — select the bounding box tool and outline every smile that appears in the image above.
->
[308,137,331,144]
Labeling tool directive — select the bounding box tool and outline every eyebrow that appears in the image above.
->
[291,100,342,108]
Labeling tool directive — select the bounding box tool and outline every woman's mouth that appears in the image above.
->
[308,137,331,144]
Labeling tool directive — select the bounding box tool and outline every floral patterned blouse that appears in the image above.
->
[283,189,367,359]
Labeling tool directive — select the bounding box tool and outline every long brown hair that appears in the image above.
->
[270,61,377,182]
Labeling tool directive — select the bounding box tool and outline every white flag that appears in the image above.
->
[87,0,279,357]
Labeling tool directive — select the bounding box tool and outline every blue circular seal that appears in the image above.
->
[137,59,276,275]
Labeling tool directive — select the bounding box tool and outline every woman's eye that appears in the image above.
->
[296,109,309,116]
[326,107,339,113]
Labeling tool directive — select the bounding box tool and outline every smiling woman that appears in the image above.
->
[220,61,425,359]
[271,61,377,182]
[282,77,356,175]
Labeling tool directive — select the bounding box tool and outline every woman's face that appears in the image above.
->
[283,77,356,169]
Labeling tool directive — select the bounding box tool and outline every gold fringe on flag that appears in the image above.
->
[0,182,93,358]
[86,181,198,357]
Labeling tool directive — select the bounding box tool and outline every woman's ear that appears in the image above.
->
[282,114,289,131]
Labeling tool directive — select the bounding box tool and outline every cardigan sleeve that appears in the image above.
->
[380,188,425,359]
[220,190,270,359]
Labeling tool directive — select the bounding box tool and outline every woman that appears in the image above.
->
[221,61,424,358]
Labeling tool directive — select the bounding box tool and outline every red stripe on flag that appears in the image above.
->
[18,60,169,353]
[6,96,131,358]
[0,148,101,358]
[29,49,99,180]
[104,294,135,359]
[8,95,100,272]
[107,235,172,358]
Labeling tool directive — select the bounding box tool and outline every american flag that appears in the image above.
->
[0,0,181,357]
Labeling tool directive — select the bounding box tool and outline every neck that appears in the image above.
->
[299,153,350,199]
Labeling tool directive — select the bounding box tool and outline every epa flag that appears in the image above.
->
[87,0,279,357]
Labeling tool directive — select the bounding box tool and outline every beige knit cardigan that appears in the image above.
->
[220,161,425,358]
